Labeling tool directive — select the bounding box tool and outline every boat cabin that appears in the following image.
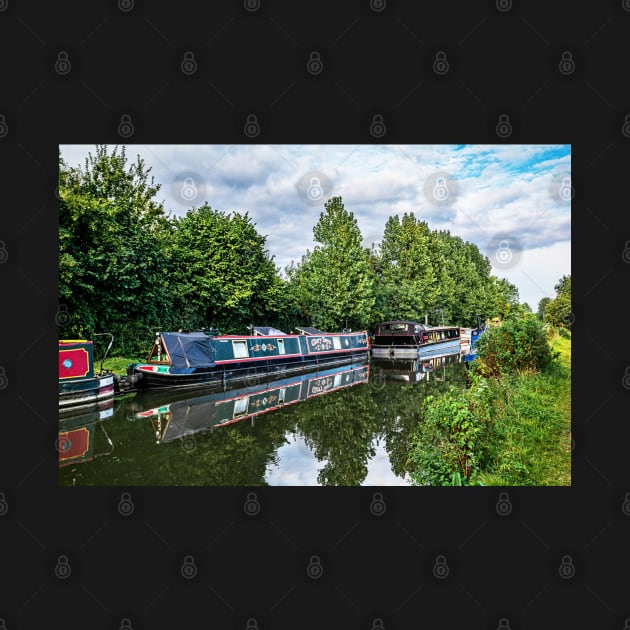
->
[373,320,460,347]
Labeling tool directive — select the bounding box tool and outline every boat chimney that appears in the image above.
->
[424,312,428,325]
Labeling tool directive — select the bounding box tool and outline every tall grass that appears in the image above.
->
[408,322,571,486]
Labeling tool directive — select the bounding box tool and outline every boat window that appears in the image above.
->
[233,397,249,416]
[279,388,286,404]
[277,338,286,355]
[333,336,341,350]
[414,325,420,334]
[334,374,342,387]
[232,340,249,358]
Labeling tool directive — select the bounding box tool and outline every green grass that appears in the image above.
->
[408,329,571,486]
[477,332,571,486]
[100,355,144,376]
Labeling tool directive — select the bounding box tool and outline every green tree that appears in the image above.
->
[59,145,174,355]
[297,197,375,330]
[169,204,283,333]
[545,275,571,328]
[537,297,551,322]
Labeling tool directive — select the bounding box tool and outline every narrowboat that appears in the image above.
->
[126,326,369,390]
[58,398,116,467]
[59,336,116,409]
[370,320,461,358]
[128,361,370,443]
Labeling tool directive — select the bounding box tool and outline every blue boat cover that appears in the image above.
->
[161,332,216,368]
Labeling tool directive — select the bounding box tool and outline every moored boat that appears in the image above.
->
[370,320,461,358]
[372,345,463,382]
[59,337,116,409]
[126,326,369,390]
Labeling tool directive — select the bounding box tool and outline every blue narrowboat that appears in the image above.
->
[126,326,369,390]
[464,315,487,363]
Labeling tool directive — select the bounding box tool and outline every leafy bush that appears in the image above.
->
[473,316,553,378]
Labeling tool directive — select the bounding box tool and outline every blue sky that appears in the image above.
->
[59,144,571,312]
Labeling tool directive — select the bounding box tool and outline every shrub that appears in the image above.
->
[473,316,553,378]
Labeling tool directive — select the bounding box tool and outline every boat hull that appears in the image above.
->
[129,349,367,390]
[59,374,115,408]
[370,337,462,359]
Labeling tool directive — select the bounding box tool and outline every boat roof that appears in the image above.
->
[250,326,287,336]
[375,320,459,329]
[295,326,326,335]
[160,332,216,368]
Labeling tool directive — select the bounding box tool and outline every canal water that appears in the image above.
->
[58,351,468,487]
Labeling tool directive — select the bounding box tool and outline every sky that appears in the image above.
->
[59,144,571,312]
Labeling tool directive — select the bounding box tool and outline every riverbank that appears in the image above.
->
[408,326,571,486]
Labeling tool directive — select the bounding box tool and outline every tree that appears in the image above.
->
[537,297,551,322]
[169,204,283,333]
[59,145,174,355]
[545,275,571,328]
[297,197,375,330]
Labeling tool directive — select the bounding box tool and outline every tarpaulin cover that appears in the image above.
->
[161,332,216,368]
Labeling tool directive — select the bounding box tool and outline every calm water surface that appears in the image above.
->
[58,352,467,487]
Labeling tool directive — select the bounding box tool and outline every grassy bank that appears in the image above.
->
[408,325,571,486]
[100,356,142,376]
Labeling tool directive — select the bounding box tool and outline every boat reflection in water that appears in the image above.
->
[58,398,116,467]
[371,346,463,384]
[128,361,370,444]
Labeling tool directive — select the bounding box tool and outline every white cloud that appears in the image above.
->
[59,143,571,308]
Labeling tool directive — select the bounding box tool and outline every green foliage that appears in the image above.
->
[473,315,554,378]
[292,197,375,330]
[408,374,495,485]
[544,275,571,328]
